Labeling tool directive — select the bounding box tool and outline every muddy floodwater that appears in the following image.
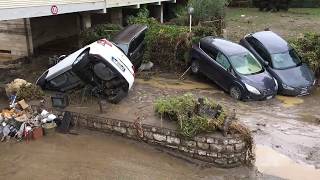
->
[0,130,266,180]
[256,145,320,180]
[1,74,320,179]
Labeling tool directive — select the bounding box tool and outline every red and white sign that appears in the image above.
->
[51,5,59,15]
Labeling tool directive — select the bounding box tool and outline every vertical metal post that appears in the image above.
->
[189,14,192,33]
[103,0,107,13]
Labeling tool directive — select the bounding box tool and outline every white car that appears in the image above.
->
[37,39,135,104]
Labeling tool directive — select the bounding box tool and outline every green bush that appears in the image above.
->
[79,24,122,45]
[127,7,218,71]
[154,93,255,164]
[291,32,320,76]
[154,93,226,138]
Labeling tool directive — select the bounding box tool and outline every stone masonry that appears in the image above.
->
[50,110,250,168]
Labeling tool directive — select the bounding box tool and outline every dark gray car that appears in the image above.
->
[240,31,316,96]
[191,37,278,101]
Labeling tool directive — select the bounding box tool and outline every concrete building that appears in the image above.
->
[0,0,178,62]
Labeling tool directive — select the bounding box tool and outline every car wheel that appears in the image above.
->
[230,86,242,100]
[191,60,200,74]
[107,88,128,104]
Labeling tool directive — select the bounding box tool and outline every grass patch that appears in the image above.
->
[154,93,255,164]
[225,8,320,41]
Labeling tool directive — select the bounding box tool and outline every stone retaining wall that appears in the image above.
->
[51,110,250,168]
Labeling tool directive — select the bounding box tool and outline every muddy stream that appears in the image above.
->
[1,75,320,179]
[135,76,320,179]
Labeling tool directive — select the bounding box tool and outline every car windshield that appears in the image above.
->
[271,49,302,69]
[229,53,263,75]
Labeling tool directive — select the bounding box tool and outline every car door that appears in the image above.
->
[199,44,219,79]
[214,52,235,90]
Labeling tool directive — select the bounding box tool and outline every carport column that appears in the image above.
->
[110,8,123,25]
[24,18,34,56]
[151,4,164,23]
[81,13,92,30]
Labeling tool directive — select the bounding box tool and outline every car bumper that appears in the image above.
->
[244,89,277,101]
[281,85,315,96]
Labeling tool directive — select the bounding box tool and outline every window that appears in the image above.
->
[271,49,302,69]
[247,37,271,62]
[201,44,218,60]
[229,52,263,75]
[129,32,145,54]
[216,52,231,70]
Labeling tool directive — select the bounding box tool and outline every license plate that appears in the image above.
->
[301,89,308,94]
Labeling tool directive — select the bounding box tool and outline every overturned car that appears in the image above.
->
[36,39,135,104]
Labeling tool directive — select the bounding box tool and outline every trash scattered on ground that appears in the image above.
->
[48,55,66,67]
[5,79,44,101]
[5,79,30,96]
[51,94,69,108]
[138,61,154,72]
[0,96,69,143]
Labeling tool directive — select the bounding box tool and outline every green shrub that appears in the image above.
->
[79,24,122,45]
[127,7,218,71]
[291,32,320,76]
[154,93,226,138]
[154,93,255,164]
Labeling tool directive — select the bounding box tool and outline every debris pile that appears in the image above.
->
[5,79,44,101]
[0,97,61,142]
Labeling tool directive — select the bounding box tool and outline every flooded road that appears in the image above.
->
[133,75,320,178]
[256,145,320,180]
[0,130,266,180]
[1,73,320,179]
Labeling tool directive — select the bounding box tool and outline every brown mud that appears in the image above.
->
[0,130,268,180]
[1,65,320,179]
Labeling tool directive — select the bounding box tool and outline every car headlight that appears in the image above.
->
[273,78,278,90]
[282,83,295,91]
[244,83,261,95]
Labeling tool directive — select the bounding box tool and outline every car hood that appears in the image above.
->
[240,70,275,90]
[272,64,315,88]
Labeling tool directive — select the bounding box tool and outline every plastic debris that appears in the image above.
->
[0,97,59,143]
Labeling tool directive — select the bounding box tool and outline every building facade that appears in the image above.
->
[0,0,177,61]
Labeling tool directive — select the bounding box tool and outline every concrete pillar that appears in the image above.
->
[110,8,123,25]
[81,13,92,29]
[151,4,164,23]
[24,18,34,56]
